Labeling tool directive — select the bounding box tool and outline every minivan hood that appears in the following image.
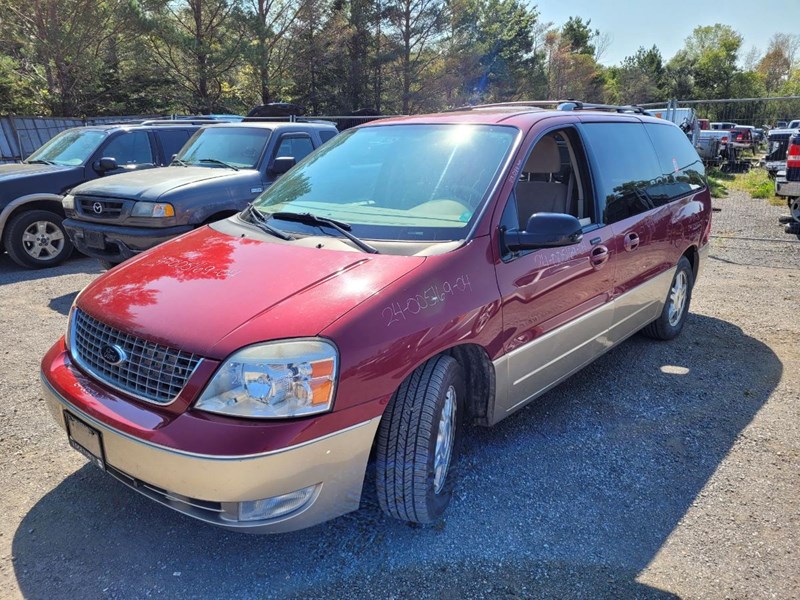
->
[76,226,425,359]
[73,166,254,201]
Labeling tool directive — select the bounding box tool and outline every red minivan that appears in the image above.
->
[41,102,712,533]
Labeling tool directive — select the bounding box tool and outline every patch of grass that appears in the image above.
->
[724,167,775,199]
[706,168,731,198]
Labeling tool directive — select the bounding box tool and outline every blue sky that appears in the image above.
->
[537,0,800,66]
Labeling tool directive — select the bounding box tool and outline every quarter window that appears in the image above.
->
[644,123,705,203]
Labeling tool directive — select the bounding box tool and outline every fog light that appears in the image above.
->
[238,484,319,522]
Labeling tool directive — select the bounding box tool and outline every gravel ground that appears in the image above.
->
[0,193,798,599]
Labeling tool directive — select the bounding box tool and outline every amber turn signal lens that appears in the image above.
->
[310,359,335,405]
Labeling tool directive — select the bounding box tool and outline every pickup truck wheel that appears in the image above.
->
[4,210,73,269]
[790,198,800,223]
[375,354,465,524]
[642,256,694,341]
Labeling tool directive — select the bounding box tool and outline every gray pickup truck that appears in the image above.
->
[63,122,338,267]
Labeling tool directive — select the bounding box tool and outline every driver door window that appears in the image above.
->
[511,129,594,230]
[275,135,315,162]
[100,132,154,167]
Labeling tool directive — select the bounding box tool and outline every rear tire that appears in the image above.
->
[642,256,694,341]
[4,209,72,269]
[789,197,800,223]
[375,355,465,524]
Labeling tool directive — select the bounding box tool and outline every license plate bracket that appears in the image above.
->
[85,231,105,250]
[64,411,106,471]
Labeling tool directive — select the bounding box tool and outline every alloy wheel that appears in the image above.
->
[21,220,65,261]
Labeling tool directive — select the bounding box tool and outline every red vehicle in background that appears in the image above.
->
[41,101,712,533]
[729,126,755,151]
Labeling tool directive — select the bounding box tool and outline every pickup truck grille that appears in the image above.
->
[70,309,202,405]
[77,196,125,219]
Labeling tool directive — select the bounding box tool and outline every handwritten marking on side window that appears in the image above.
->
[383,275,472,326]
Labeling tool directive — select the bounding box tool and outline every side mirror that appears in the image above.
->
[96,157,119,172]
[504,213,583,251]
[270,156,296,175]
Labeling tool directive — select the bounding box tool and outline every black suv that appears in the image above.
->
[0,122,201,268]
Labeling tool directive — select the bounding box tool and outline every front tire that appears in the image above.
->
[375,355,465,524]
[643,256,694,341]
[4,209,73,269]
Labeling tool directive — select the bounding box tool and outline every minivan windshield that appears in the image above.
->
[177,127,271,169]
[252,124,517,242]
[26,129,108,166]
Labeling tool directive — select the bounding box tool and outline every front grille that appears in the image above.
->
[77,196,125,219]
[71,309,201,404]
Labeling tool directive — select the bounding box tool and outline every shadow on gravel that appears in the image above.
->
[0,254,101,284]
[48,291,79,316]
[12,315,780,599]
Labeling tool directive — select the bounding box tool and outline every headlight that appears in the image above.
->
[195,339,338,419]
[131,202,175,217]
[62,194,75,210]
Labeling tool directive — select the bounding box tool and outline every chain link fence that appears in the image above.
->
[640,96,800,262]
[642,96,800,129]
[0,115,154,163]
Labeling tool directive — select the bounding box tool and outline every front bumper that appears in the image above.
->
[63,218,193,262]
[41,373,380,533]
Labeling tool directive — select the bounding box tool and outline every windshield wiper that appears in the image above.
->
[171,157,190,167]
[27,159,56,165]
[197,158,239,171]
[270,211,379,254]
[242,204,294,241]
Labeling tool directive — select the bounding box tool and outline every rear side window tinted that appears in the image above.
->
[157,129,192,161]
[644,123,705,203]
[319,130,338,144]
[582,122,662,224]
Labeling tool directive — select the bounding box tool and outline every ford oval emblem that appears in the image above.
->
[92,202,103,215]
[100,344,126,366]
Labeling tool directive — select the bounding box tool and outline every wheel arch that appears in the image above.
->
[0,194,66,244]
[681,244,699,279]
[379,342,496,428]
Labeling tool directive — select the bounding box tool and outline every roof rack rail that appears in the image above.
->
[450,100,645,114]
[138,118,223,126]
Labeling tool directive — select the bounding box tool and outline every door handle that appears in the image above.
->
[590,245,609,267]
[624,232,640,251]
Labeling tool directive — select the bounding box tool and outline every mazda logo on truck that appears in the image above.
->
[100,344,126,366]
[92,202,103,215]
